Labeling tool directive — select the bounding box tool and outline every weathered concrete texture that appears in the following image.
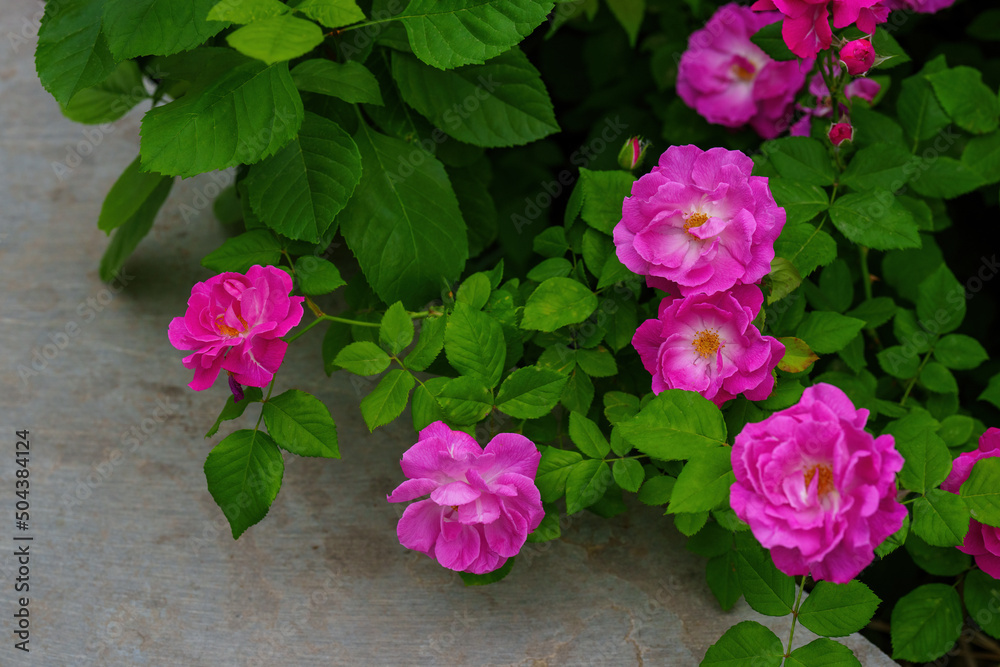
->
[0,5,898,665]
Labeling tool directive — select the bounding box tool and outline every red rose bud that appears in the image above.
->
[618,136,650,171]
[828,122,854,146]
[839,38,876,75]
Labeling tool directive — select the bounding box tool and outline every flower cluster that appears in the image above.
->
[168,265,304,392]
[730,383,907,583]
[751,0,889,58]
[615,144,785,405]
[942,428,1000,578]
[790,67,880,139]
[387,422,545,574]
[677,4,813,139]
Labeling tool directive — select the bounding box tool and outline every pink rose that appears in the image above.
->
[828,121,854,145]
[731,383,907,583]
[632,285,784,406]
[168,265,305,391]
[677,4,814,139]
[839,38,875,75]
[614,145,785,297]
[387,422,544,574]
[790,69,880,137]
[942,428,1000,578]
[752,0,888,58]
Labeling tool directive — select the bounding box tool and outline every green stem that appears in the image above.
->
[899,346,937,406]
[859,246,874,302]
[336,16,398,32]
[786,575,808,658]
[284,311,432,343]
[253,377,277,430]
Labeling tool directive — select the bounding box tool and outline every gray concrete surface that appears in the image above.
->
[0,4,898,665]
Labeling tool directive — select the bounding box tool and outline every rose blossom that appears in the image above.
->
[387,421,544,574]
[828,121,854,145]
[751,0,889,58]
[791,68,880,136]
[168,265,304,391]
[632,285,784,406]
[676,4,813,139]
[942,428,1000,578]
[730,383,907,583]
[839,38,875,75]
[614,145,785,297]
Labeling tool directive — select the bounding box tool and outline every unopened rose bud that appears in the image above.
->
[618,136,650,171]
[839,39,876,76]
[828,122,854,146]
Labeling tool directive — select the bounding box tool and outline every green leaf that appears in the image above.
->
[769,179,829,225]
[909,157,987,199]
[637,475,675,505]
[616,390,727,460]
[612,459,644,493]
[795,312,865,354]
[244,111,362,242]
[777,337,820,373]
[798,581,880,638]
[884,413,950,493]
[891,584,963,662]
[963,131,1000,184]
[99,176,173,281]
[846,297,897,329]
[333,341,391,375]
[204,429,284,538]
[495,366,569,419]
[926,66,1000,135]
[786,639,861,667]
[579,168,637,234]
[206,387,264,438]
[98,156,172,234]
[841,144,912,192]
[913,489,970,547]
[735,537,796,617]
[818,260,853,313]
[702,621,784,667]
[606,0,644,46]
[411,377,448,430]
[208,0,290,23]
[527,257,572,282]
[392,49,558,148]
[961,457,1000,527]
[921,362,958,394]
[291,59,382,105]
[917,264,966,335]
[568,412,610,459]
[261,389,339,458]
[963,569,1000,640]
[764,137,837,186]
[749,22,797,61]
[604,391,640,425]
[398,0,554,70]
[828,190,921,251]
[774,221,838,278]
[906,533,970,575]
[445,302,506,388]
[456,272,491,311]
[937,415,974,448]
[322,320,351,375]
[140,60,304,177]
[200,229,282,273]
[227,14,324,64]
[338,125,468,308]
[897,73,950,149]
[35,0,117,106]
[706,552,742,611]
[575,347,617,378]
[565,459,611,514]
[935,334,989,370]
[459,557,515,585]
[61,60,146,124]
[981,373,1000,411]
[294,0,365,28]
[294,256,346,295]
[103,0,228,59]
[877,346,921,379]
[536,447,583,502]
[379,302,415,356]
[437,376,493,425]
[674,511,708,537]
[876,513,909,558]
[668,448,734,514]
[533,227,569,258]
[405,316,447,372]
[520,277,597,331]
[360,369,415,431]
